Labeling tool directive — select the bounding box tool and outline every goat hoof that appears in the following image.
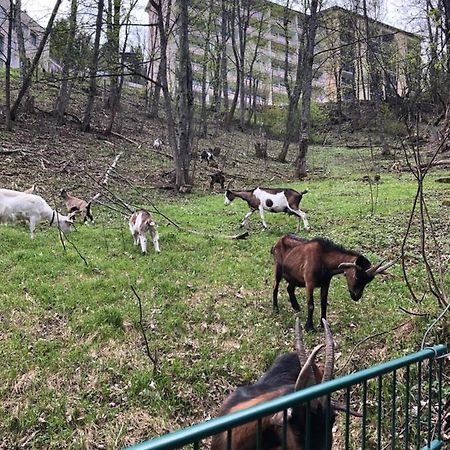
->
[305,323,315,332]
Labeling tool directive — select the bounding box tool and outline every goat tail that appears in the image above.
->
[299,189,308,195]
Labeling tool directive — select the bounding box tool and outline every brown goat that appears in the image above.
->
[60,189,93,223]
[211,319,356,450]
[272,235,395,331]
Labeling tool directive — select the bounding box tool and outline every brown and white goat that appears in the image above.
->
[272,235,395,331]
[211,319,353,450]
[224,188,309,232]
[129,210,160,254]
[0,188,74,238]
[60,189,93,223]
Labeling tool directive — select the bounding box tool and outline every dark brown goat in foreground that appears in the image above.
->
[211,319,356,450]
[272,235,395,331]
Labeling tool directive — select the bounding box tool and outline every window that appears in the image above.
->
[30,32,37,46]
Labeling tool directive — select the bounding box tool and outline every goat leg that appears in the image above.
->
[287,283,300,312]
[305,285,315,332]
[272,265,282,313]
[320,281,331,327]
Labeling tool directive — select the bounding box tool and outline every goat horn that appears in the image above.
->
[295,344,324,391]
[366,257,399,276]
[338,262,362,271]
[295,317,308,366]
[321,319,335,383]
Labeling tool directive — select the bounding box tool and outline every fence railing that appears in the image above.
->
[125,344,447,450]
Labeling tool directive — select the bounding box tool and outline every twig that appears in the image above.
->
[399,306,430,317]
[336,320,413,374]
[130,286,158,373]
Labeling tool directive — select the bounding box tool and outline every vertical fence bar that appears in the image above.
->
[282,409,287,450]
[391,370,397,449]
[345,386,350,449]
[404,364,410,450]
[305,401,311,449]
[377,375,383,450]
[438,357,443,441]
[416,360,422,450]
[256,419,262,450]
[362,380,367,450]
[325,394,331,450]
[427,359,433,447]
[226,428,232,450]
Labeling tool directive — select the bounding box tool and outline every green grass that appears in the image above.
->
[0,146,449,448]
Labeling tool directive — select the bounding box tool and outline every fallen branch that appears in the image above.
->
[110,131,141,147]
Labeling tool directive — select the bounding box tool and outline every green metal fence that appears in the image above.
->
[125,344,447,450]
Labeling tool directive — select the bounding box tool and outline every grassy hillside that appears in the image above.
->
[1,123,449,448]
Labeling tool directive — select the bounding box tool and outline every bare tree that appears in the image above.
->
[10,0,63,120]
[54,0,78,124]
[295,0,321,178]
[278,1,306,162]
[176,0,194,187]
[81,0,104,132]
[4,0,14,131]
[14,0,28,86]
[149,0,193,189]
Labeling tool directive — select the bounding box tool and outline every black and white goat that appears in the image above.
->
[129,209,160,254]
[0,188,74,238]
[60,189,94,223]
[200,150,214,164]
[211,319,355,450]
[224,187,309,231]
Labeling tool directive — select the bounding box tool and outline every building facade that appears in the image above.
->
[0,0,53,71]
[145,1,421,107]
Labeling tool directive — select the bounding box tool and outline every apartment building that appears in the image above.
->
[0,0,53,71]
[145,1,421,106]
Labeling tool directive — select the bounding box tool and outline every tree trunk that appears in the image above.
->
[81,0,104,132]
[5,0,14,131]
[199,0,214,138]
[278,6,305,163]
[279,101,297,162]
[10,0,63,120]
[14,0,28,85]
[220,0,229,113]
[295,0,319,179]
[54,0,78,124]
[176,0,194,188]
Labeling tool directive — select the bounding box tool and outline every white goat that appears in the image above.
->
[0,188,74,238]
[153,138,163,150]
[129,210,160,254]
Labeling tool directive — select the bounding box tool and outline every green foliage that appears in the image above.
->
[49,18,92,70]
[255,102,329,140]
